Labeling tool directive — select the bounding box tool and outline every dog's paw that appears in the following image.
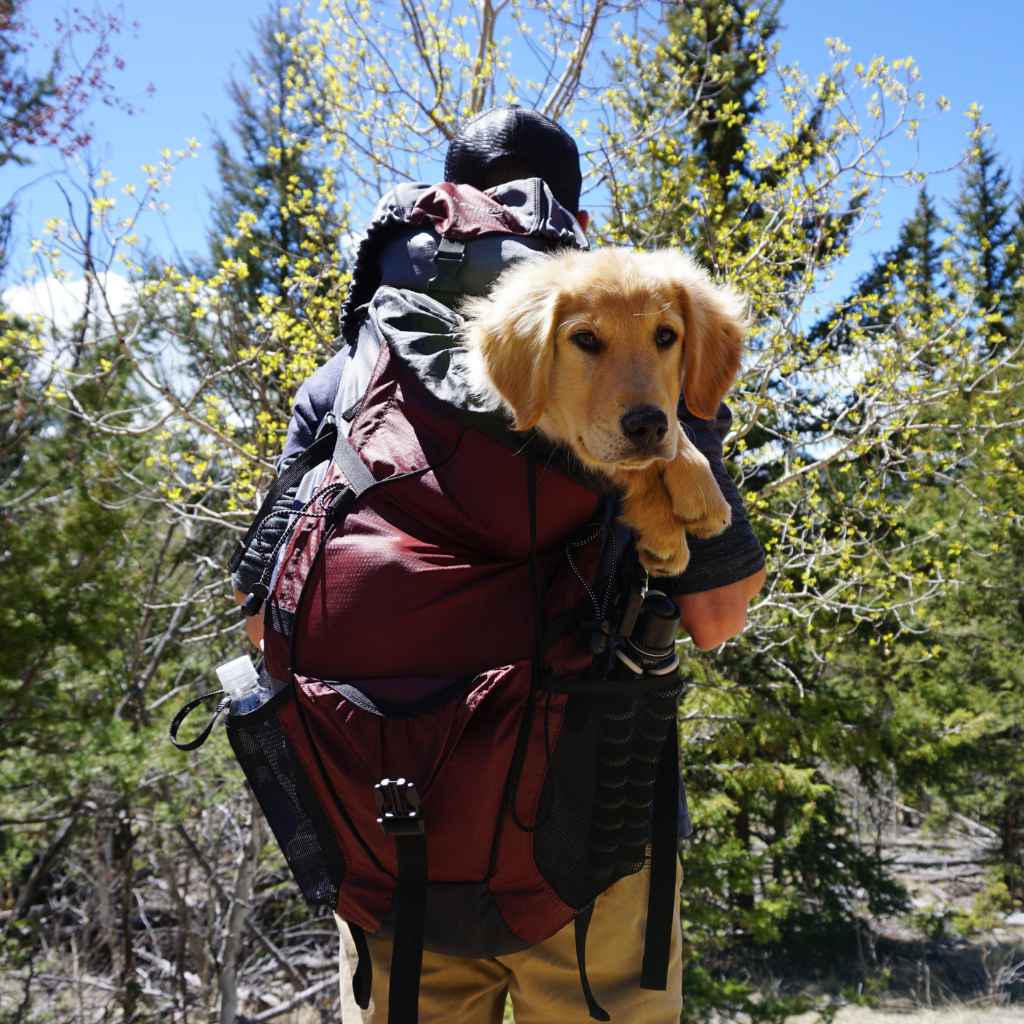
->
[681,492,732,539]
[638,534,691,577]
[662,434,733,540]
[615,458,695,576]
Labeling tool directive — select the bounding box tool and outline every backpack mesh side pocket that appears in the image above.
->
[535,685,682,909]
[226,687,344,909]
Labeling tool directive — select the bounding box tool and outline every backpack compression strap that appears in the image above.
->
[329,366,378,496]
[332,428,376,497]
[374,778,428,1024]
[327,415,431,1022]
[347,923,372,1009]
[641,730,681,990]
[574,903,611,1021]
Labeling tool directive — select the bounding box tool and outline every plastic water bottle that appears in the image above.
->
[216,655,278,715]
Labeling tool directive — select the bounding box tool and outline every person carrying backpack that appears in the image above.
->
[227,107,765,1023]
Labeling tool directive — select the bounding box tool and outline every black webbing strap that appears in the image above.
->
[168,690,230,751]
[348,923,372,1009]
[574,903,611,1021]
[228,426,338,574]
[332,430,377,498]
[641,730,681,990]
[388,834,428,1024]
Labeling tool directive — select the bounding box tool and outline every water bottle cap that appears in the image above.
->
[216,655,260,698]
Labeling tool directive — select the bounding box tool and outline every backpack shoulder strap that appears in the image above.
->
[331,379,376,497]
[641,729,681,991]
[228,421,338,584]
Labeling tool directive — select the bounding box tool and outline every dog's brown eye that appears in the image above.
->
[655,326,677,349]
[571,330,602,354]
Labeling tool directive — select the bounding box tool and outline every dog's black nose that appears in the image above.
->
[620,405,668,449]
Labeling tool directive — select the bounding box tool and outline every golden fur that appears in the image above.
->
[461,247,746,575]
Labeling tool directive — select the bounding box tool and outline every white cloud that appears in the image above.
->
[2,273,135,332]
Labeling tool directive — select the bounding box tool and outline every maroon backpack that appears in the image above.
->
[176,183,683,1023]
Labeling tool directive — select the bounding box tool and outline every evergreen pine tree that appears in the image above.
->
[611,0,781,253]
[811,187,948,354]
[821,144,1024,912]
[1003,182,1024,337]
[676,0,783,195]
[952,133,1015,354]
[175,3,351,473]
[208,5,345,314]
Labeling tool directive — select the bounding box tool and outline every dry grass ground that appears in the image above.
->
[793,1009,1022,1024]
[12,785,1020,1023]
[718,781,1024,1023]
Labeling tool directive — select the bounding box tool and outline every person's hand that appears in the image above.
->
[233,589,265,650]
[675,566,766,650]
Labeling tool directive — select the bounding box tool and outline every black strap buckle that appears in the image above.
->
[374,778,424,835]
[242,583,269,617]
[434,236,465,264]
[429,237,466,292]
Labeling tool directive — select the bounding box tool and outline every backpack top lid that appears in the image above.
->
[339,177,587,338]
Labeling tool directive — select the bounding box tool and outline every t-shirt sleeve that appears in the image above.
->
[279,352,346,467]
[658,401,765,596]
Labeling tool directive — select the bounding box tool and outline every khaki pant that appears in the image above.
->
[336,862,682,1023]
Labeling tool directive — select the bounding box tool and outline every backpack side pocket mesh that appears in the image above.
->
[534,684,682,910]
[225,685,344,909]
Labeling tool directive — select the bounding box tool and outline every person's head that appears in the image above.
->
[445,106,589,231]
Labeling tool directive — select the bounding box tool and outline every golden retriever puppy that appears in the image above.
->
[461,247,746,575]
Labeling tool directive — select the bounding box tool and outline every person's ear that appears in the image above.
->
[461,258,560,431]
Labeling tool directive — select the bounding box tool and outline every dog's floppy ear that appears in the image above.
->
[667,253,746,420]
[462,258,559,431]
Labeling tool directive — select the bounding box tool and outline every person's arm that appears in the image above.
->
[232,352,350,649]
[676,566,765,650]
[659,400,766,647]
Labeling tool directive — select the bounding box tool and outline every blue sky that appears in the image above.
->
[3,0,1022,291]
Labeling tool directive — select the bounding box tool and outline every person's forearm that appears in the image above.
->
[676,566,766,650]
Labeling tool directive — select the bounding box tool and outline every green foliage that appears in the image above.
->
[610,3,1024,1012]
[954,134,1016,348]
[2,1,1023,1020]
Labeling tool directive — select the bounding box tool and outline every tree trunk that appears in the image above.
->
[113,802,139,1021]
[11,813,77,922]
[219,793,264,1024]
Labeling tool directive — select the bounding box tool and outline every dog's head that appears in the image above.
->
[462,247,746,470]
